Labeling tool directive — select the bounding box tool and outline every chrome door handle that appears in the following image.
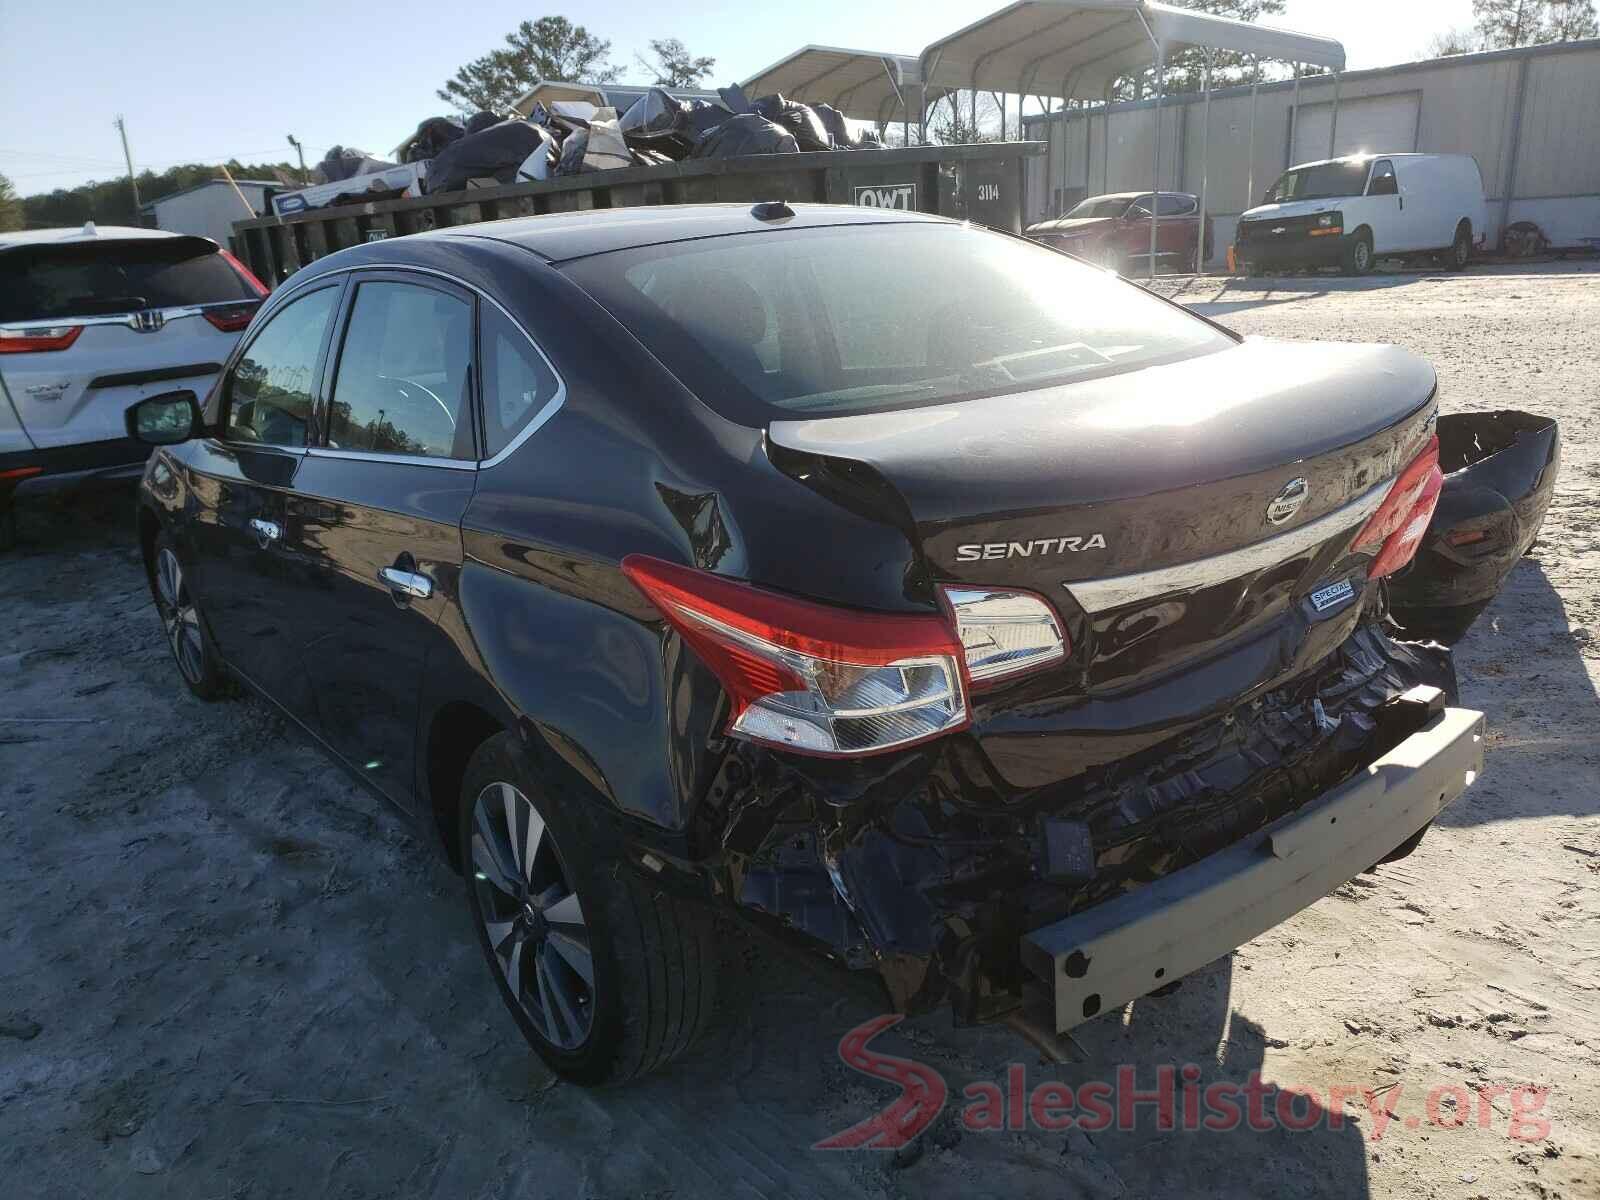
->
[249,517,281,545]
[379,566,433,600]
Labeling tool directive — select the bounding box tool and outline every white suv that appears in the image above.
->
[0,223,266,548]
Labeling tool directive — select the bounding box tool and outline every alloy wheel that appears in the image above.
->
[1355,242,1371,272]
[155,548,205,685]
[469,781,595,1050]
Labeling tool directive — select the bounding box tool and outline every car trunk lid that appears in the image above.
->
[768,337,1437,696]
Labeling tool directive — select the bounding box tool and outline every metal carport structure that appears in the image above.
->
[741,46,933,143]
[918,0,1346,277]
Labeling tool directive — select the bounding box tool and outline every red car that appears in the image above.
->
[1028,191,1214,275]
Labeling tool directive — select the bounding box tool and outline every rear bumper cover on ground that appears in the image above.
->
[1021,704,1485,1033]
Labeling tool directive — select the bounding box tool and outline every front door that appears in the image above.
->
[185,280,344,718]
[1365,159,1410,254]
[284,272,478,806]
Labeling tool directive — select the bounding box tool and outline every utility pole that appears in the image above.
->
[286,134,308,185]
[113,115,141,211]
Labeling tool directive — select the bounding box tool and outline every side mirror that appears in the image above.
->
[126,390,203,445]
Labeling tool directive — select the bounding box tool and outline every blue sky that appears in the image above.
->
[2,0,1471,196]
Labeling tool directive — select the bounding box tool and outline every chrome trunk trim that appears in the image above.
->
[1064,477,1393,614]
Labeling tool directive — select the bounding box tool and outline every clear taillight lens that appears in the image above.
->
[940,586,1068,686]
[0,326,83,353]
[1354,435,1444,579]
[622,555,969,756]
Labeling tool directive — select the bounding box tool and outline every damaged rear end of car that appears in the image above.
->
[537,213,1492,1038]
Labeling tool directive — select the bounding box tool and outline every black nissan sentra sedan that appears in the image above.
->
[129,204,1487,1084]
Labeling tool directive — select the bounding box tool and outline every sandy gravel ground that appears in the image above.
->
[2,261,1596,1199]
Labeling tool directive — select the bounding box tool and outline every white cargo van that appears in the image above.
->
[1235,153,1488,276]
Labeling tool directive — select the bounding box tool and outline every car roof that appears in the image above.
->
[416,202,954,263]
[1073,191,1194,203]
[1287,152,1460,171]
[0,223,198,253]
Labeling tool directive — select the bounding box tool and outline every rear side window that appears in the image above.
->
[0,238,256,322]
[563,223,1233,422]
[479,305,561,459]
[326,281,474,460]
[226,286,340,448]
[1157,195,1196,216]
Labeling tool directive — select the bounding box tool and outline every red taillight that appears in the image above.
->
[1354,435,1444,579]
[0,465,43,481]
[624,555,974,755]
[219,249,269,297]
[0,326,83,353]
[202,302,261,332]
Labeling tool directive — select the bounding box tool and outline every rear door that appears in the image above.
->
[185,279,345,718]
[1154,194,1200,267]
[0,237,262,452]
[282,271,478,805]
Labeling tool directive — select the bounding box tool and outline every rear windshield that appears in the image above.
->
[563,223,1234,422]
[1264,160,1370,204]
[0,238,255,323]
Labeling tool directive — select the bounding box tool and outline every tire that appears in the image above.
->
[0,500,15,553]
[1447,222,1472,272]
[460,732,719,1085]
[149,528,233,700]
[1341,229,1374,276]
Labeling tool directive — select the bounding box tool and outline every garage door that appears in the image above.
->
[1292,91,1420,164]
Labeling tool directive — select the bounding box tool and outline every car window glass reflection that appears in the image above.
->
[480,305,560,459]
[226,287,339,447]
[327,282,473,460]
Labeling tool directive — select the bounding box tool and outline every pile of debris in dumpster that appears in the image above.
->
[270,84,885,215]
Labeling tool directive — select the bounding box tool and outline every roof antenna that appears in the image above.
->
[82,220,98,237]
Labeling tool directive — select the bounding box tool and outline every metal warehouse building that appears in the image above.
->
[141,179,276,248]
[1022,37,1600,264]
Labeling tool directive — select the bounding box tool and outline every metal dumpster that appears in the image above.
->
[230,141,1043,285]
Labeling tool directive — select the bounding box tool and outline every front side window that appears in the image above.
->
[225,285,339,447]
[564,223,1235,423]
[479,305,561,459]
[1367,160,1398,196]
[326,281,474,460]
